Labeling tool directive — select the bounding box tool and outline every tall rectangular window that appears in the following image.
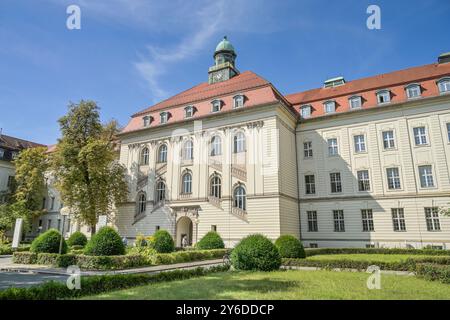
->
[413,127,428,145]
[382,131,395,149]
[357,170,371,191]
[354,135,366,153]
[303,142,313,158]
[446,123,450,142]
[160,112,168,124]
[324,101,336,113]
[361,209,374,231]
[419,165,434,188]
[425,207,441,231]
[50,197,55,211]
[386,168,401,190]
[392,208,406,231]
[307,211,318,232]
[330,173,342,193]
[47,219,52,230]
[305,175,316,195]
[349,96,362,109]
[328,138,338,156]
[333,210,345,232]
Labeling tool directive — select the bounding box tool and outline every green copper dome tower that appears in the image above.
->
[208,36,240,84]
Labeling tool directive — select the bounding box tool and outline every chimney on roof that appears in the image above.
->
[324,76,345,88]
[438,52,450,64]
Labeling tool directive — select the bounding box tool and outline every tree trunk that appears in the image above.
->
[90,224,96,237]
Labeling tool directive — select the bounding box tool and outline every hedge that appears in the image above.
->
[0,265,230,300]
[416,263,450,284]
[0,244,30,255]
[304,248,450,257]
[282,256,450,272]
[12,249,228,270]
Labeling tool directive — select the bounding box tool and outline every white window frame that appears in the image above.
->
[233,132,246,153]
[307,211,318,232]
[211,100,222,113]
[328,138,339,156]
[181,172,192,194]
[233,95,245,109]
[437,78,450,94]
[305,175,316,195]
[301,105,312,118]
[210,175,222,198]
[357,170,371,191]
[377,90,391,104]
[361,209,374,232]
[425,207,441,231]
[382,130,395,149]
[143,116,152,127]
[156,181,166,202]
[333,210,345,232]
[418,165,434,188]
[349,96,362,109]
[392,208,406,232]
[158,144,168,163]
[233,185,246,211]
[137,192,146,216]
[413,127,428,145]
[183,140,193,160]
[184,106,194,118]
[330,172,342,193]
[160,112,168,124]
[354,135,366,153]
[303,141,313,158]
[386,167,401,190]
[324,100,336,114]
[140,147,149,165]
[210,136,222,156]
[405,84,421,99]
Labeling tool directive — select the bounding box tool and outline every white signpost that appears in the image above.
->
[12,218,23,249]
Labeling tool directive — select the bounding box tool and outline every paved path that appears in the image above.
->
[0,258,225,289]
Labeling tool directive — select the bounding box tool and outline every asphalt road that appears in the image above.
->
[0,271,67,289]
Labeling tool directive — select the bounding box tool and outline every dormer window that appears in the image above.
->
[211,100,222,113]
[437,77,450,93]
[324,100,336,114]
[233,95,245,108]
[405,84,421,99]
[160,112,169,124]
[143,115,152,127]
[184,106,195,118]
[376,90,391,104]
[300,105,311,118]
[349,96,362,109]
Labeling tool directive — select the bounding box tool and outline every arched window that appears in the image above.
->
[137,192,146,216]
[181,172,192,194]
[210,175,222,199]
[210,136,222,156]
[233,185,246,210]
[233,132,246,153]
[233,95,245,108]
[158,144,168,163]
[140,147,149,165]
[183,140,193,160]
[156,181,166,202]
[437,77,450,93]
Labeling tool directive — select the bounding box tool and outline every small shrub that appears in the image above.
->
[231,234,281,271]
[196,232,225,250]
[416,263,450,284]
[67,232,88,247]
[12,252,37,264]
[275,235,306,259]
[153,230,175,253]
[30,229,67,254]
[84,227,125,256]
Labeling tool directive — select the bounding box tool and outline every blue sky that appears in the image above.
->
[0,0,449,145]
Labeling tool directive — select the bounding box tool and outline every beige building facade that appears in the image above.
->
[117,38,450,249]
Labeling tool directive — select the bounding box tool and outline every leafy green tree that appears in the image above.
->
[51,101,128,235]
[0,147,48,234]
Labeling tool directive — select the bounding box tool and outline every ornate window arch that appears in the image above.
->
[181,171,192,194]
[157,144,168,163]
[233,131,246,153]
[156,180,166,202]
[182,140,194,160]
[140,147,149,165]
[210,135,222,156]
[209,174,222,199]
[233,184,246,210]
[136,191,147,216]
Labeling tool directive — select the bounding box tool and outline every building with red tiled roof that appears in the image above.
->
[117,38,450,249]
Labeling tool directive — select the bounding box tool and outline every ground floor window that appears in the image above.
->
[233,185,246,211]
[333,210,345,232]
[425,207,441,231]
[361,209,374,231]
[392,208,406,231]
[307,211,318,232]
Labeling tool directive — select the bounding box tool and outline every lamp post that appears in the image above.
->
[59,206,70,255]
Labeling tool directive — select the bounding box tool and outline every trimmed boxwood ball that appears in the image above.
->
[30,229,67,254]
[196,231,225,250]
[231,234,281,271]
[153,230,175,253]
[275,235,306,259]
[84,227,125,256]
[67,231,88,247]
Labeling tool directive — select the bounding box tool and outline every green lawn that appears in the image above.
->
[82,270,450,300]
[306,254,433,262]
